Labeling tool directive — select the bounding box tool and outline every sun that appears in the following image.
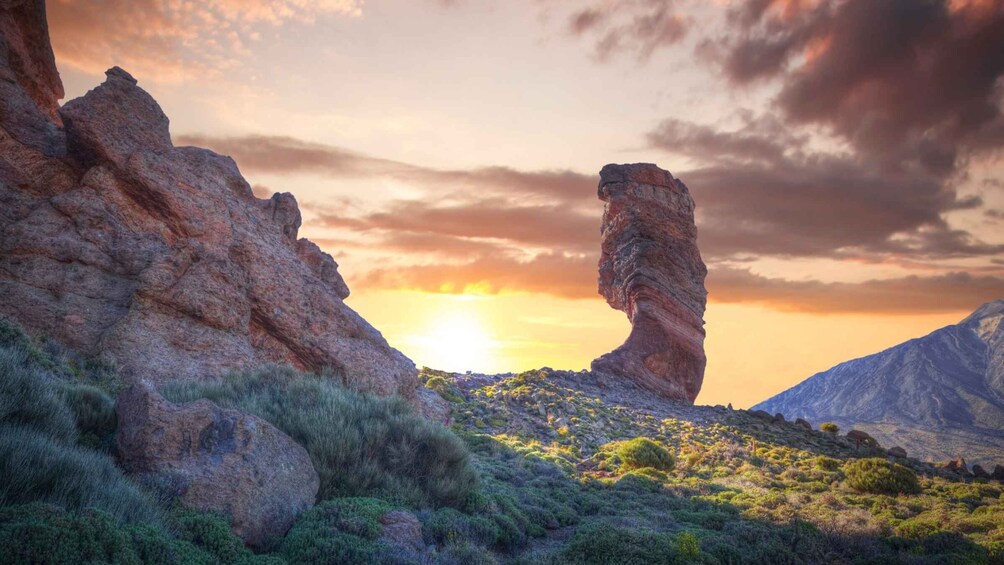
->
[405,307,496,373]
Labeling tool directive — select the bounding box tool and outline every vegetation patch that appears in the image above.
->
[843,458,921,495]
[162,367,479,508]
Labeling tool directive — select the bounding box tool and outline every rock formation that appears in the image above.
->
[591,163,707,403]
[116,383,319,548]
[0,1,417,401]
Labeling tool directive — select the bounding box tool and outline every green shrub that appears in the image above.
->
[0,345,77,443]
[819,422,839,434]
[559,521,697,564]
[0,425,162,525]
[0,318,53,370]
[426,376,464,403]
[615,438,675,472]
[162,366,478,507]
[842,458,920,495]
[0,503,281,565]
[59,382,116,444]
[278,498,393,564]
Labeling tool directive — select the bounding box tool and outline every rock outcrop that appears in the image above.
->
[116,383,319,548]
[0,1,417,401]
[591,163,707,403]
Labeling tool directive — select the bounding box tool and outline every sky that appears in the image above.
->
[48,0,1004,407]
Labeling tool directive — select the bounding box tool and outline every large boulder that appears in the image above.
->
[116,383,318,548]
[0,1,417,402]
[591,163,707,403]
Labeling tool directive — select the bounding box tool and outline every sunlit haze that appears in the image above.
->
[50,0,1004,407]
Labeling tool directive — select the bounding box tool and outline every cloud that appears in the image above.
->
[709,267,1004,314]
[712,0,1004,173]
[47,0,361,80]
[354,251,1004,315]
[647,115,999,259]
[359,253,598,298]
[176,134,596,207]
[313,199,597,253]
[564,0,688,61]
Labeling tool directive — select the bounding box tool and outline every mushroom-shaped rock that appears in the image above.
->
[591,163,707,403]
[116,383,319,549]
[887,446,907,459]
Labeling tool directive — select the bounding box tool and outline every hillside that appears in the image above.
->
[754,300,1004,468]
[4,317,1004,564]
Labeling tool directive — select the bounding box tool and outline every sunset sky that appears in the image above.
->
[48,0,1004,407]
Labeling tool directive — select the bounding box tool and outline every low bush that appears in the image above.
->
[59,382,116,447]
[0,503,281,565]
[278,498,394,564]
[0,425,162,525]
[425,376,464,403]
[615,438,675,472]
[0,345,77,443]
[819,423,839,434]
[843,458,920,495]
[558,521,712,564]
[162,367,478,507]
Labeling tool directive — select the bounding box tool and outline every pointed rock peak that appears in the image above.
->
[962,299,1004,324]
[105,66,138,85]
[60,66,172,166]
[962,299,1004,341]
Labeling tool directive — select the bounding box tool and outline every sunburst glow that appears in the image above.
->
[402,305,497,373]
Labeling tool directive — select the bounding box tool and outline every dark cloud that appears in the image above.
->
[709,267,1004,314]
[313,199,597,252]
[648,116,999,259]
[176,134,595,207]
[564,0,687,61]
[714,0,1004,174]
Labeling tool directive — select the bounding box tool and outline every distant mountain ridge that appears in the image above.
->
[753,300,1004,467]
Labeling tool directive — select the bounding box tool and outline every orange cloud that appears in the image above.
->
[47,0,361,80]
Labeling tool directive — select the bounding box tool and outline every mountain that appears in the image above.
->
[753,300,1004,467]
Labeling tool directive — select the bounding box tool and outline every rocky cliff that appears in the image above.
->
[591,163,707,403]
[754,300,1004,467]
[0,0,417,400]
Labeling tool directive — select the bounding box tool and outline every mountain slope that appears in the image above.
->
[754,300,1004,467]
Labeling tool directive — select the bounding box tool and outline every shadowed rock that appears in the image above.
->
[0,1,418,402]
[116,383,318,548]
[591,163,707,403]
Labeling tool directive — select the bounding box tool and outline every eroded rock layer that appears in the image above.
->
[591,163,707,403]
[0,1,417,400]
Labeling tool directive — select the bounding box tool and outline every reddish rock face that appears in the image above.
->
[0,1,417,401]
[591,163,707,403]
[116,383,319,548]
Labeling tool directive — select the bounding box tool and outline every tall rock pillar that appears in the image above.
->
[591,163,707,403]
